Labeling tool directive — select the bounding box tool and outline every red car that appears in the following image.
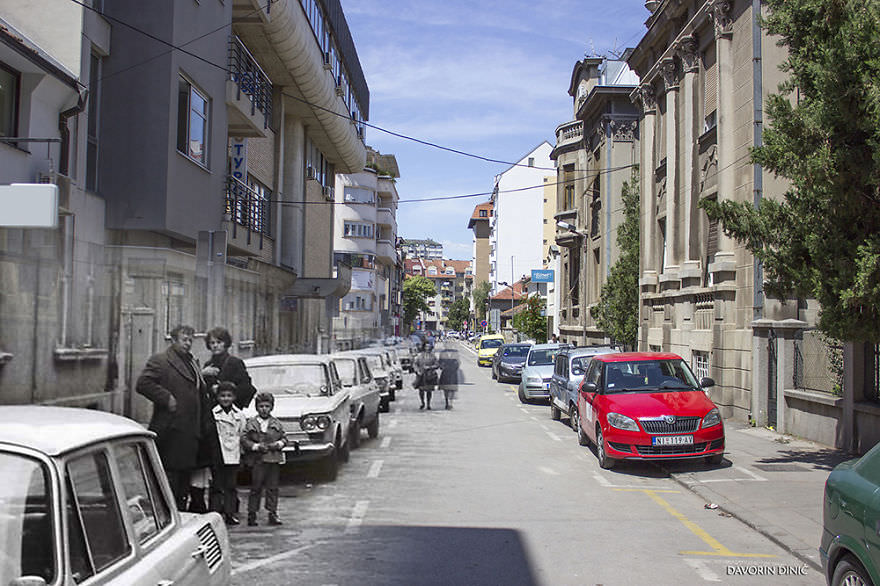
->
[574,352,724,469]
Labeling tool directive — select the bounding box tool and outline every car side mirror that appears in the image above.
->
[700,377,715,388]
[582,382,597,393]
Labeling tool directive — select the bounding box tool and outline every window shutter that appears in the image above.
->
[703,44,717,119]
[707,216,719,258]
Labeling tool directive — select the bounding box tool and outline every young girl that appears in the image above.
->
[241,392,286,526]
[211,381,247,525]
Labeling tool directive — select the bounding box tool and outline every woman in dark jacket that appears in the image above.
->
[203,327,257,409]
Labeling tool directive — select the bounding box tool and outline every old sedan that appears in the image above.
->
[330,352,382,448]
[0,406,230,586]
[575,352,724,469]
[245,354,352,481]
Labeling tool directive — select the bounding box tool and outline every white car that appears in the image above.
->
[0,406,230,586]
[352,349,394,412]
[244,354,352,481]
[330,352,382,447]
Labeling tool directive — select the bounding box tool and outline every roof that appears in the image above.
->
[491,279,528,301]
[501,303,529,317]
[560,346,619,358]
[593,352,684,362]
[405,258,472,277]
[245,354,335,366]
[468,201,493,229]
[0,406,151,456]
[528,343,567,351]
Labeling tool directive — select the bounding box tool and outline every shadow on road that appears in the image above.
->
[755,448,850,472]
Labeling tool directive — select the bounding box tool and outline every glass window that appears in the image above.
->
[114,443,170,544]
[66,451,131,575]
[334,358,358,386]
[480,339,503,349]
[603,359,700,393]
[527,348,561,366]
[0,453,55,585]
[692,351,710,381]
[0,63,18,138]
[176,77,209,166]
[249,363,328,396]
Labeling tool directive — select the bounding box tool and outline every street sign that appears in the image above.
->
[480,320,487,328]
[531,269,554,283]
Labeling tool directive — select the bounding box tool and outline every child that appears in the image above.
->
[211,381,247,525]
[241,392,286,526]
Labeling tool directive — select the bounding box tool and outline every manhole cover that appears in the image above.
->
[752,463,809,472]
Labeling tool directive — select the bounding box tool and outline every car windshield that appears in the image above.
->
[480,339,503,349]
[603,359,700,393]
[366,355,385,371]
[571,356,591,372]
[528,348,561,366]
[0,452,55,586]
[502,346,530,358]
[249,363,328,397]
[334,359,358,386]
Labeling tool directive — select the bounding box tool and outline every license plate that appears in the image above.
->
[544,382,550,390]
[653,435,694,446]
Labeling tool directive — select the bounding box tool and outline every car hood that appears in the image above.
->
[245,393,344,418]
[522,365,554,379]
[601,390,717,418]
[500,356,527,365]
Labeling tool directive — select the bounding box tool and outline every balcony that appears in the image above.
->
[226,35,272,137]
[376,239,397,265]
[224,176,272,255]
[552,120,583,157]
[376,207,396,231]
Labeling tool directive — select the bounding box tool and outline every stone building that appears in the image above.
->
[405,258,472,332]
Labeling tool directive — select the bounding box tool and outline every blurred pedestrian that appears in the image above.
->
[242,392,286,526]
[438,347,460,409]
[203,326,257,409]
[414,343,440,410]
[211,382,247,525]
[136,324,205,510]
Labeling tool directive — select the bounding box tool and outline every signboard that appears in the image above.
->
[480,320,487,328]
[0,183,58,228]
[531,269,555,283]
[230,138,247,182]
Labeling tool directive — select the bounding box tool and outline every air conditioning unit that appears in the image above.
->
[306,166,316,180]
[322,52,332,70]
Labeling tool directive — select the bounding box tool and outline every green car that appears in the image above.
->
[821,442,880,585]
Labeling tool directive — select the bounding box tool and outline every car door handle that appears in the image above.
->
[191,544,208,559]
[158,581,174,586]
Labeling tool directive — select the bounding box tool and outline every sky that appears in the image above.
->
[341,0,649,261]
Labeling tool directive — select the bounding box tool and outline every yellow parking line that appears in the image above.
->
[614,488,776,559]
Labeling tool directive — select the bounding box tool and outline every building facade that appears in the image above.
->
[331,147,401,348]
[551,56,640,347]
[405,258,472,332]
[399,238,442,260]
[468,201,493,287]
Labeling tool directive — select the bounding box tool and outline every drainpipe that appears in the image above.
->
[752,0,764,321]
[58,89,88,176]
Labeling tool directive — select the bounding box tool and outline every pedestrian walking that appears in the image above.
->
[211,382,247,525]
[241,392,286,526]
[414,343,440,410]
[135,324,205,510]
[438,347,460,409]
[203,326,257,409]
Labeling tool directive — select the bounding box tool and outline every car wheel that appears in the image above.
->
[318,448,339,482]
[389,388,396,401]
[379,397,390,413]
[832,555,871,586]
[569,403,579,432]
[492,367,497,380]
[706,453,723,466]
[518,386,528,404]
[596,427,615,469]
[550,401,561,421]
[367,413,380,439]
[396,380,403,390]
[577,410,590,446]
[349,420,362,449]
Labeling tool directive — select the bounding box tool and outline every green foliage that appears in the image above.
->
[472,280,491,321]
[591,170,640,348]
[402,276,436,327]
[700,0,880,342]
[446,297,471,331]
[512,295,547,343]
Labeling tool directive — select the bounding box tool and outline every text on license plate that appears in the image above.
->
[653,435,694,446]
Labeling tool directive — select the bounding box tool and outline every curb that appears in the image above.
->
[665,468,822,572]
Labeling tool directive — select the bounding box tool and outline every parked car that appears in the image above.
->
[491,343,532,383]
[820,444,880,586]
[574,352,724,469]
[330,352,381,448]
[518,343,567,402]
[0,406,231,586]
[476,334,506,366]
[550,346,618,428]
[353,349,394,412]
[399,341,416,373]
[245,354,352,481]
[384,348,405,391]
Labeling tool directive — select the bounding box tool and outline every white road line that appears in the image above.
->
[538,466,560,476]
[539,423,549,430]
[380,436,392,449]
[684,558,722,582]
[591,472,670,490]
[735,465,769,482]
[345,500,370,534]
[545,431,562,442]
[367,460,384,478]
[593,472,611,487]
[530,416,539,422]
[231,544,316,575]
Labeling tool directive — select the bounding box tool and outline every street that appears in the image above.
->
[228,341,819,585]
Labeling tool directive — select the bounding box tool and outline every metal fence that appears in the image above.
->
[793,329,841,395]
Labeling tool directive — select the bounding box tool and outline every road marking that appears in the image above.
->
[684,558,722,582]
[388,419,399,429]
[345,500,370,534]
[735,466,768,482]
[380,436,391,449]
[367,460,384,478]
[688,466,769,484]
[539,423,549,430]
[231,544,316,575]
[620,488,776,559]
[545,431,562,442]
[538,466,560,476]
[530,416,539,422]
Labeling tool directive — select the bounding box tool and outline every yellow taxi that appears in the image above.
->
[476,334,506,366]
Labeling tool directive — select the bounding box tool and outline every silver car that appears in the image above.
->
[549,346,618,428]
[0,406,231,586]
[330,352,382,447]
[352,349,393,412]
[518,343,568,402]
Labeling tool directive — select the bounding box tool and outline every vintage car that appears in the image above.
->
[245,354,352,481]
[330,352,382,448]
[491,343,531,383]
[549,346,618,428]
[575,352,724,469]
[518,343,567,402]
[476,334,506,366]
[351,349,394,412]
[0,406,230,586]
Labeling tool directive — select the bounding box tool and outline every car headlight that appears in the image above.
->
[301,414,332,431]
[606,412,639,431]
[526,376,541,384]
[702,408,722,429]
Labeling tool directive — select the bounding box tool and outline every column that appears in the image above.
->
[632,84,657,278]
[676,36,701,271]
[281,114,305,273]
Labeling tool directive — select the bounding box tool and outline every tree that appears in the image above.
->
[700,0,880,342]
[591,170,639,348]
[472,280,491,323]
[446,297,470,331]
[402,276,436,329]
[513,295,547,343]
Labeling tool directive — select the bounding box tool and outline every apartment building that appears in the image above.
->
[489,142,553,293]
[405,259,472,332]
[468,201,492,287]
[399,238,443,260]
[331,147,401,348]
[551,56,639,347]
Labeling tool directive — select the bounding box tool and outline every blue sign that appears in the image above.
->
[531,269,554,283]
[480,320,487,327]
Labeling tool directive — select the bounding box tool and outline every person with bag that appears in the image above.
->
[414,343,440,410]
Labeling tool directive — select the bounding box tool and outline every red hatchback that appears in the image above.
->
[574,352,724,469]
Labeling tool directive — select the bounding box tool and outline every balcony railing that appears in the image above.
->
[225,176,272,247]
[228,35,273,129]
[555,120,583,146]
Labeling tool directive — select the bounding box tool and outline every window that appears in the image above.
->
[66,451,131,579]
[703,44,718,133]
[0,62,19,138]
[176,77,209,166]
[114,443,171,543]
[86,53,102,191]
[528,157,535,167]
[343,187,375,204]
[343,221,373,239]
[562,164,575,210]
[427,267,437,275]
[247,175,271,235]
[693,351,710,381]
[162,274,185,336]
[479,209,487,217]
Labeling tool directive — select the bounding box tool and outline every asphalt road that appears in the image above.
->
[228,341,820,585]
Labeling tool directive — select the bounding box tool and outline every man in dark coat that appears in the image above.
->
[136,324,206,510]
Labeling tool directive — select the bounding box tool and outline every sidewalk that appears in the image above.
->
[663,421,852,571]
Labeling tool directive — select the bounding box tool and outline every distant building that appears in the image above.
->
[405,258,472,331]
[468,201,493,287]
[399,238,442,260]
